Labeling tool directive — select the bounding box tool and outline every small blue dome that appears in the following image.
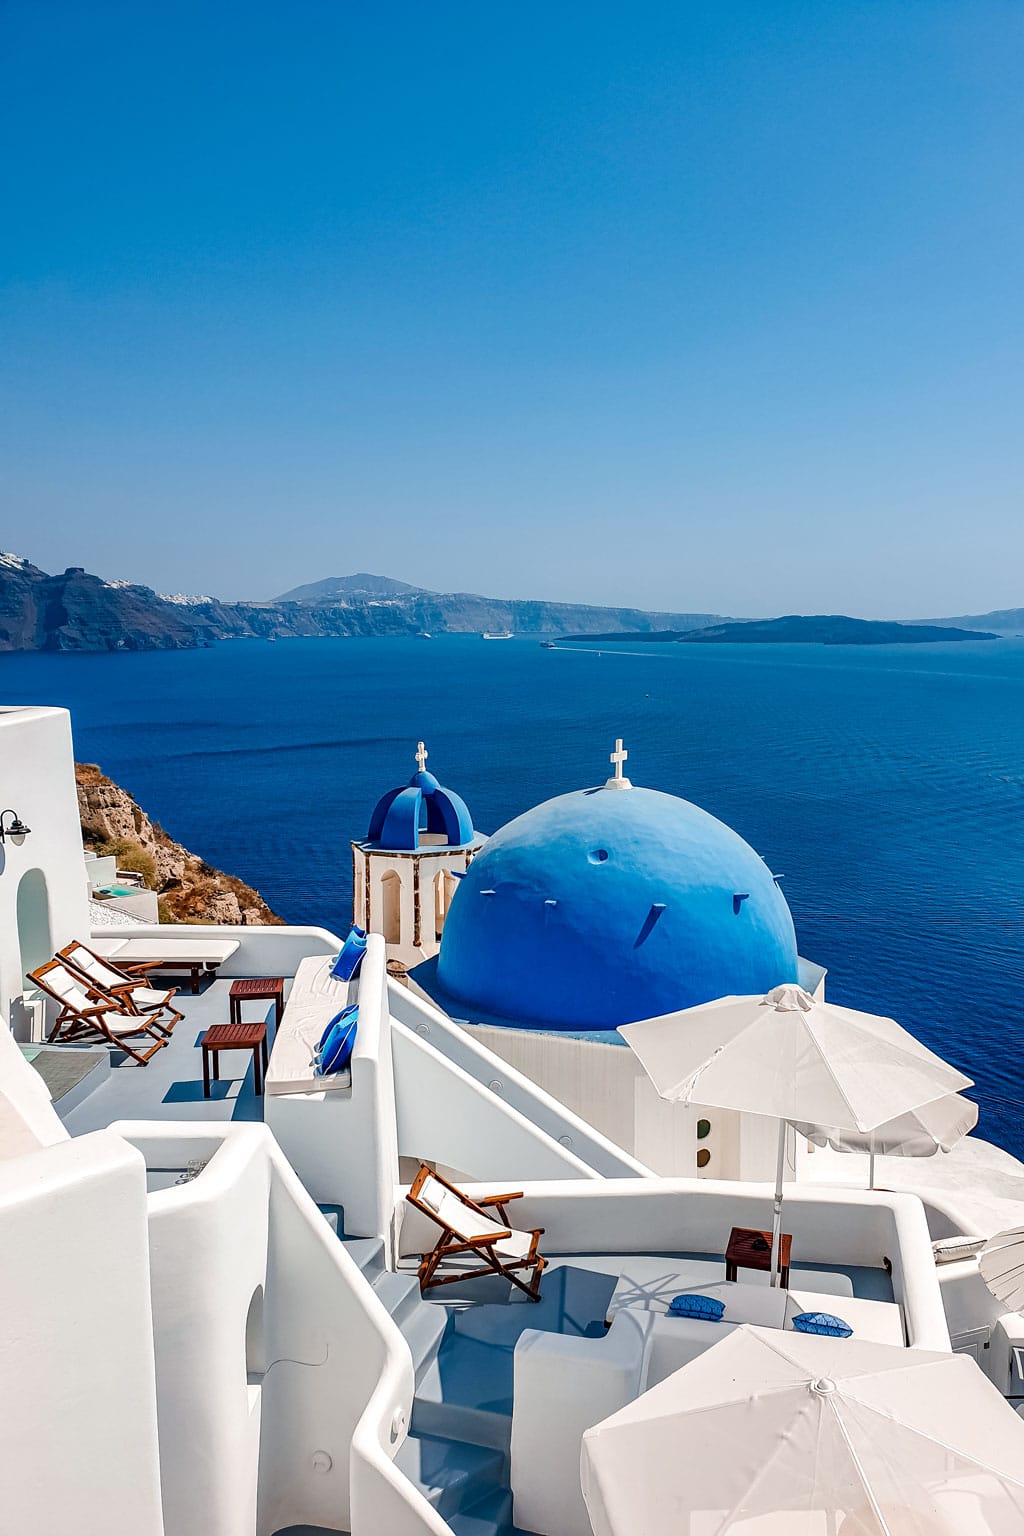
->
[436,784,798,1029]
[367,744,475,851]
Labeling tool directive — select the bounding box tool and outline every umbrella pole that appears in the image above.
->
[770,1120,786,1288]
[869,1147,876,1191]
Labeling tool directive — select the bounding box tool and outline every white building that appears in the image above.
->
[2,702,1024,1536]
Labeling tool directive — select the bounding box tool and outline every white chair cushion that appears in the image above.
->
[94,1011,145,1038]
[65,946,126,993]
[129,987,172,1008]
[932,1234,985,1264]
[419,1176,533,1259]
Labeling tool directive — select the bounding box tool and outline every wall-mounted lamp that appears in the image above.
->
[0,809,31,843]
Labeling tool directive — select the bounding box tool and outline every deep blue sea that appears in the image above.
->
[2,636,1022,1154]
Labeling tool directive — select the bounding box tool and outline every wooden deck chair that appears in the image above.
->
[28,959,169,1066]
[406,1163,546,1301]
[58,940,183,1033]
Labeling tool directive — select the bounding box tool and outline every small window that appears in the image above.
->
[696,1149,711,1169]
[696,1118,711,1140]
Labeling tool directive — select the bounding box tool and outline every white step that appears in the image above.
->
[394,1432,506,1519]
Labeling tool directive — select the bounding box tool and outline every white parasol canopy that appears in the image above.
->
[620,985,972,1282]
[796,1093,978,1159]
[582,1324,1024,1536]
[980,1227,1024,1314]
[795,1091,979,1188]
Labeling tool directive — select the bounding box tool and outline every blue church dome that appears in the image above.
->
[366,741,475,851]
[436,762,798,1030]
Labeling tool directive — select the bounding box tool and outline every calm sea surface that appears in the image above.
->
[2,636,1022,1154]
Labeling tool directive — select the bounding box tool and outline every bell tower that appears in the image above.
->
[352,742,486,973]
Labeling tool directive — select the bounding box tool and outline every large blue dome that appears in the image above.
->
[436,783,799,1030]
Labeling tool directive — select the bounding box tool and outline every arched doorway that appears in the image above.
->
[379,870,402,945]
[17,869,52,987]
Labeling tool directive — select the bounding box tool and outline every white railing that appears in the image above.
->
[89,920,344,977]
[389,983,650,1178]
[393,1020,604,1181]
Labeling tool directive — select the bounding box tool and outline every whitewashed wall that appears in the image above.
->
[0,706,91,1036]
[390,982,650,1178]
[114,1120,443,1536]
[0,1130,165,1536]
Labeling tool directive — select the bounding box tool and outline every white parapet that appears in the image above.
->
[111,1119,444,1536]
[0,1130,165,1536]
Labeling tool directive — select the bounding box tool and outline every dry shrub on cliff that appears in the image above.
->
[74,762,110,787]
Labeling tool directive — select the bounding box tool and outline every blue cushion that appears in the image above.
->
[317,1002,359,1052]
[331,926,368,981]
[667,1294,726,1321]
[791,1311,853,1338]
[314,1005,359,1075]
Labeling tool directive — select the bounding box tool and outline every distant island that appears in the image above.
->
[0,553,1010,653]
[564,615,999,646]
[0,555,726,653]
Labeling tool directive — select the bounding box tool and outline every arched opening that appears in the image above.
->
[434,869,459,941]
[244,1284,266,1380]
[380,870,402,945]
[17,869,52,988]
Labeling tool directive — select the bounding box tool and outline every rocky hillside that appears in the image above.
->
[0,552,727,650]
[0,558,202,651]
[76,763,283,926]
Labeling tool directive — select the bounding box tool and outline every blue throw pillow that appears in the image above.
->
[791,1311,853,1338]
[314,1005,358,1075]
[667,1294,726,1322]
[331,926,368,981]
[317,1004,354,1053]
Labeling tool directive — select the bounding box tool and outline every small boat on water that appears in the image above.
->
[481,631,513,640]
[540,640,556,649]
[418,632,432,639]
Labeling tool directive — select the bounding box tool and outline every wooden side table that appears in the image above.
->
[201,1023,268,1098]
[229,977,285,1034]
[725,1225,792,1288]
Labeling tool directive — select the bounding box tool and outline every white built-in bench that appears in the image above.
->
[265,954,355,1095]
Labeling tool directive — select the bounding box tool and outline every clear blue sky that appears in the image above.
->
[2,2,1021,617]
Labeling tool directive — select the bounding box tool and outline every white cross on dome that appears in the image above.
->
[415,740,429,773]
[605,737,633,790]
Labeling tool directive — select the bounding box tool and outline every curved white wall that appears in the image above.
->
[0,707,90,1035]
[112,1120,443,1536]
[0,1131,165,1536]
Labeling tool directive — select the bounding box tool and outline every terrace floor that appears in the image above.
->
[58,976,288,1137]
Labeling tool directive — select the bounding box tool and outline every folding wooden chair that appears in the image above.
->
[406,1163,546,1301]
[58,940,183,1032]
[28,958,170,1066]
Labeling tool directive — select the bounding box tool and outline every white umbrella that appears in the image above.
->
[980,1228,1024,1314]
[582,1325,1024,1536]
[620,985,972,1284]
[795,1092,979,1189]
